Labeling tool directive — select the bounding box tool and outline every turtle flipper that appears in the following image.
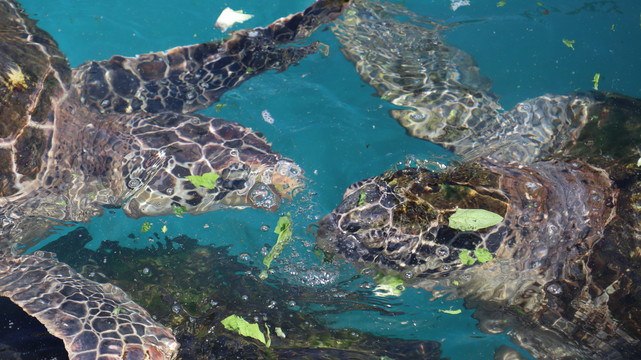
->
[73,0,351,115]
[0,251,179,360]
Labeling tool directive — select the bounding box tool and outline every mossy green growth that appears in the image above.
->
[221,315,269,347]
[358,192,366,205]
[448,208,503,231]
[141,221,151,233]
[186,172,219,190]
[261,213,293,275]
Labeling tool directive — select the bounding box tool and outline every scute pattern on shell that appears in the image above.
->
[0,251,179,360]
[0,0,70,196]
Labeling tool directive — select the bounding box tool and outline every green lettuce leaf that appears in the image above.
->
[448,208,503,231]
[221,315,269,346]
[185,172,219,189]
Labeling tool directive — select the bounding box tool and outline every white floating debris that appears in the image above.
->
[215,8,254,32]
[261,109,275,124]
[451,0,470,11]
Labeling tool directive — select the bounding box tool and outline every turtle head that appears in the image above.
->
[315,165,508,278]
[122,157,304,219]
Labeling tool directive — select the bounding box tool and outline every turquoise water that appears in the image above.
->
[14,0,641,359]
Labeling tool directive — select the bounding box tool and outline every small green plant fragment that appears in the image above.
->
[496,0,505,7]
[89,193,95,200]
[141,221,151,233]
[592,73,600,90]
[358,192,366,205]
[459,251,476,265]
[161,225,168,233]
[186,172,219,189]
[373,273,405,297]
[72,173,78,179]
[448,208,504,231]
[172,205,187,217]
[474,248,493,263]
[452,280,460,286]
[221,315,268,346]
[438,309,462,315]
[214,103,227,113]
[112,307,122,316]
[262,213,294,271]
[246,67,254,73]
[55,200,67,206]
[611,24,615,31]
[562,39,575,50]
[275,327,286,338]
[380,95,389,101]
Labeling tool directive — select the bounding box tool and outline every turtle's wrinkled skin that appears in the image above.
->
[0,0,352,359]
[318,1,641,358]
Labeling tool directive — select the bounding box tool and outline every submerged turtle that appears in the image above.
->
[0,0,351,359]
[317,1,641,359]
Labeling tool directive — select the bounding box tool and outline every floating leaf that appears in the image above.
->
[172,205,187,217]
[221,315,268,346]
[186,172,219,189]
[214,103,227,113]
[141,221,151,233]
[562,39,575,50]
[474,248,493,263]
[161,225,168,233]
[373,274,404,297]
[438,309,462,315]
[358,192,366,206]
[592,73,600,90]
[448,208,503,231]
[459,251,476,265]
[214,8,254,32]
[496,0,506,7]
[262,214,293,270]
[275,327,286,338]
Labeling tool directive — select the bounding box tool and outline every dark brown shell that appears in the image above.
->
[0,0,70,196]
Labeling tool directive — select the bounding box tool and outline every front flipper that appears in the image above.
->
[0,252,179,360]
[74,0,351,114]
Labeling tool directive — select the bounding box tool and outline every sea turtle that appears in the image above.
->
[317,1,641,359]
[0,0,351,359]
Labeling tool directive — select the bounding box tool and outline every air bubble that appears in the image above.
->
[260,247,269,256]
[172,305,181,314]
[241,295,249,301]
[239,253,250,262]
[435,245,450,259]
[546,283,562,295]
[287,300,297,308]
[260,225,270,232]
[141,267,150,275]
